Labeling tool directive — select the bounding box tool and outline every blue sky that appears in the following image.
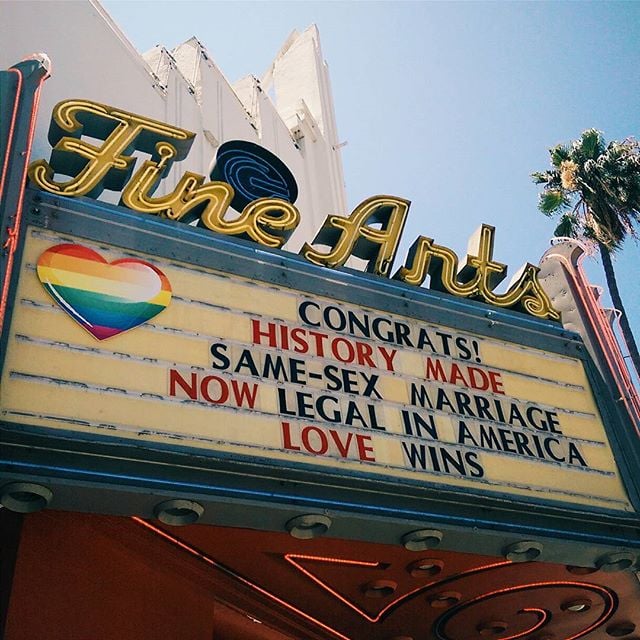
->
[103,0,640,365]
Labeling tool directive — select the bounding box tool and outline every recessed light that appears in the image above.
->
[407,558,443,578]
[606,622,636,637]
[477,621,508,637]
[428,591,461,608]
[285,514,332,539]
[153,499,204,526]
[402,529,443,551]
[0,482,52,513]
[561,599,591,613]
[503,541,543,562]
[362,579,397,598]
[566,565,598,575]
[596,552,636,572]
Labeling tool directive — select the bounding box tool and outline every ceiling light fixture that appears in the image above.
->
[401,529,443,551]
[477,621,508,637]
[407,558,444,578]
[362,579,397,599]
[153,499,204,526]
[285,514,332,539]
[596,552,636,572]
[606,622,637,637]
[503,541,543,562]
[561,598,591,613]
[0,482,52,513]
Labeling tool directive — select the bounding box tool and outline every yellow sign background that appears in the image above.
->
[0,227,632,511]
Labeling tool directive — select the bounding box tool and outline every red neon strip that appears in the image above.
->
[286,553,380,568]
[131,518,616,640]
[439,580,614,640]
[584,289,640,422]
[131,517,351,640]
[285,552,511,623]
[285,553,382,622]
[0,66,49,335]
[499,607,548,640]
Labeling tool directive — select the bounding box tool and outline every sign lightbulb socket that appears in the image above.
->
[503,540,543,562]
[285,514,332,539]
[153,499,204,526]
[401,529,443,551]
[0,482,52,513]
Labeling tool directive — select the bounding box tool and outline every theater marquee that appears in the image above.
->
[1,223,631,512]
[2,92,639,547]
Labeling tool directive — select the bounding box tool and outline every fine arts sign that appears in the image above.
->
[28,99,559,321]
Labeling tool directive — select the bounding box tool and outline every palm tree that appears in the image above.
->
[532,129,640,378]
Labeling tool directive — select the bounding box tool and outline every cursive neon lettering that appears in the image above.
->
[29,99,560,321]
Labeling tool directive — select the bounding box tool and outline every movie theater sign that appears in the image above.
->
[0,97,635,518]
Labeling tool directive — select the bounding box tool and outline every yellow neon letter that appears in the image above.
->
[120,142,234,227]
[395,223,560,320]
[121,145,298,247]
[458,225,508,294]
[29,99,194,198]
[224,198,300,248]
[484,264,561,320]
[301,195,409,276]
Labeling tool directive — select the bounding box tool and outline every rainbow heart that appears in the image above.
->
[37,243,172,340]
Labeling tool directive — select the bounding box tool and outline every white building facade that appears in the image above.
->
[1,0,347,251]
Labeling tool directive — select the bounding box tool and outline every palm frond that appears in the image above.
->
[550,144,570,168]
[538,189,570,216]
[554,213,580,238]
[531,170,560,186]
[532,171,549,184]
[578,129,604,160]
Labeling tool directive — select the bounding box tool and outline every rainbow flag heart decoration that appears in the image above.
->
[37,243,172,340]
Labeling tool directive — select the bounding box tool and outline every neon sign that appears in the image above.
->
[28,99,559,321]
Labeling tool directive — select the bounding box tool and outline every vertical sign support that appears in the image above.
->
[0,56,50,335]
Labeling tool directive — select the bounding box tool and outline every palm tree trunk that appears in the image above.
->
[599,243,640,381]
